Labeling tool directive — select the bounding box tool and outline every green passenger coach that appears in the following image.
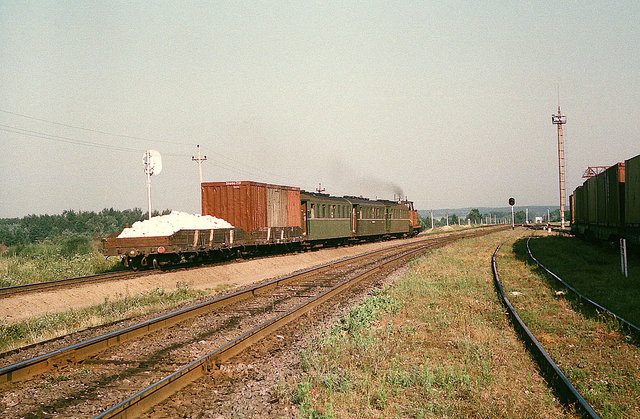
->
[300,191,416,243]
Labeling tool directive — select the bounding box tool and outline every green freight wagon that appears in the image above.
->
[625,154,640,245]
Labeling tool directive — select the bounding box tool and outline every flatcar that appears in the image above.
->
[102,181,422,269]
[571,153,640,247]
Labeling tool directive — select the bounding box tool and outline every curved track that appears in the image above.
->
[526,236,640,336]
[491,241,599,418]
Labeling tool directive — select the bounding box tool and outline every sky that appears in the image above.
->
[1,1,638,218]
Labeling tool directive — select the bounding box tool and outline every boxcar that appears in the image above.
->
[572,153,639,245]
[625,154,640,245]
[201,181,303,244]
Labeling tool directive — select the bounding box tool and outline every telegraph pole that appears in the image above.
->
[552,107,567,229]
[192,145,207,185]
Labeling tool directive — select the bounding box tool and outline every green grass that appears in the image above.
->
[517,235,640,326]
[0,286,207,352]
[0,237,122,288]
[285,230,571,418]
[500,233,640,417]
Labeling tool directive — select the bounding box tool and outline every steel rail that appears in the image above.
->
[96,240,438,418]
[0,234,459,386]
[0,271,140,299]
[492,242,599,418]
[526,236,640,336]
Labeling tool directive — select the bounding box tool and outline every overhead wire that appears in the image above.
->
[0,109,193,146]
[1,123,289,181]
[0,124,189,157]
[0,110,292,183]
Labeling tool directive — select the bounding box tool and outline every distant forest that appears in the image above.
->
[417,207,567,228]
[0,208,170,246]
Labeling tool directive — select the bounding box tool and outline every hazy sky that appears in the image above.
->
[1,2,638,218]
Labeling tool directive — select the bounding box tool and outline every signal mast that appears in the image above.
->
[552,106,567,229]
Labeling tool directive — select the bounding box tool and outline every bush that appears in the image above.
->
[60,236,91,257]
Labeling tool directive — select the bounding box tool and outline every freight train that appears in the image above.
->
[571,153,640,247]
[102,181,422,270]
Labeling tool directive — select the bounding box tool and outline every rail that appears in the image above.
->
[96,240,439,418]
[526,236,640,336]
[0,271,140,299]
[491,241,599,418]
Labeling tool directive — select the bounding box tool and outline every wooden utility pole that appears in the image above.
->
[192,145,207,185]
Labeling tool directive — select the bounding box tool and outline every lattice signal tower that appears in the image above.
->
[552,106,567,229]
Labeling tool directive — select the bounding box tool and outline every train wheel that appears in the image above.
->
[128,256,141,271]
[152,257,160,270]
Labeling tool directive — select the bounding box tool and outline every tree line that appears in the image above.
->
[0,208,170,246]
[418,208,567,229]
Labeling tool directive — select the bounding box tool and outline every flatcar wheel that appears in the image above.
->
[128,256,142,271]
[152,257,160,270]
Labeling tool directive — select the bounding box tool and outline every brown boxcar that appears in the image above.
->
[201,181,301,232]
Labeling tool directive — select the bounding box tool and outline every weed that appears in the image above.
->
[0,286,206,352]
[0,238,122,287]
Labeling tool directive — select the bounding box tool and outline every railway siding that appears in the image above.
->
[497,235,640,417]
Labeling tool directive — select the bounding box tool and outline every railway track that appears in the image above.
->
[0,226,500,299]
[0,270,142,299]
[526,235,640,337]
[0,228,502,417]
[491,241,599,418]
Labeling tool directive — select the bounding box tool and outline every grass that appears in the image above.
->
[0,237,122,288]
[499,233,640,417]
[284,229,573,418]
[0,285,208,353]
[520,234,640,325]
